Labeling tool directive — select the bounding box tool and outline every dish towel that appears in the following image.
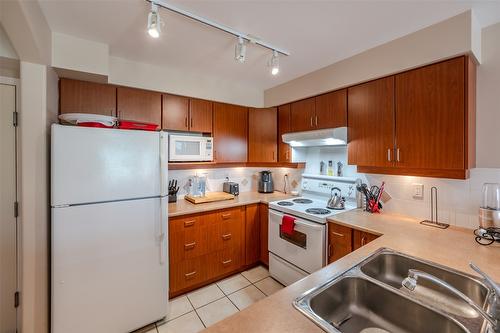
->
[281,215,296,236]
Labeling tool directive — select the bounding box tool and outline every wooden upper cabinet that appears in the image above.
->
[395,57,466,171]
[117,87,162,125]
[59,78,116,116]
[278,104,292,162]
[248,107,277,163]
[347,76,395,167]
[213,103,248,163]
[189,99,213,133]
[162,94,189,131]
[315,89,347,129]
[290,97,316,132]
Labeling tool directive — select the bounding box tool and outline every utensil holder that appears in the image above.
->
[168,194,177,203]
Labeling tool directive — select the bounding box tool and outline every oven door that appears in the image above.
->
[169,136,211,162]
[268,209,326,275]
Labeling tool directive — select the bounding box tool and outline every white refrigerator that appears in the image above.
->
[51,124,168,333]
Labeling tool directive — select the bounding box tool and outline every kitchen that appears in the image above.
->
[1,1,500,333]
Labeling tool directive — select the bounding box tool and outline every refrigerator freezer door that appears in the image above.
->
[51,124,164,206]
[51,198,168,333]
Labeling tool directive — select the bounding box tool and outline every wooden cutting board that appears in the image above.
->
[184,191,235,204]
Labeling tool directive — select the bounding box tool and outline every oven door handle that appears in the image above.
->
[269,210,325,231]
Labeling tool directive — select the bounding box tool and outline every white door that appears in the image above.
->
[0,82,18,333]
[51,125,168,206]
[51,197,168,333]
[268,209,325,274]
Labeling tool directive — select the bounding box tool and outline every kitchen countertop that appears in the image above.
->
[168,191,293,217]
[203,209,500,333]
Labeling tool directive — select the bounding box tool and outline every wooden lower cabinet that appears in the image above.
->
[353,229,379,250]
[259,204,269,266]
[245,204,261,266]
[327,223,353,263]
[327,222,379,264]
[170,206,252,297]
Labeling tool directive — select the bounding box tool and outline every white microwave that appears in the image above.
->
[169,134,213,162]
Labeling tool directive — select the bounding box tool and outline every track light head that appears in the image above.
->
[269,50,279,75]
[234,36,247,63]
[148,3,161,38]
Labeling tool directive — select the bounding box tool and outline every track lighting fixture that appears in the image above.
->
[269,50,279,75]
[234,37,247,63]
[147,3,161,38]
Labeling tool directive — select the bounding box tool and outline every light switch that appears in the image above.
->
[413,184,424,199]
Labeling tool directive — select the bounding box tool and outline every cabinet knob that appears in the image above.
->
[222,233,232,241]
[222,259,232,266]
[185,271,197,279]
[396,148,401,162]
[184,220,196,227]
[185,117,188,129]
[190,118,193,128]
[387,149,392,162]
[221,213,232,220]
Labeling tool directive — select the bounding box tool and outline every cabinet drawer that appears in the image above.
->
[212,207,244,252]
[209,247,243,278]
[170,214,215,263]
[170,255,208,293]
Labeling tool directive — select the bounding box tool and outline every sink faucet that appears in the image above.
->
[402,263,499,332]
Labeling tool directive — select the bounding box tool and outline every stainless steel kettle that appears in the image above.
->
[327,187,345,210]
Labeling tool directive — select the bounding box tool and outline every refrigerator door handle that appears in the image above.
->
[159,197,167,265]
[159,132,168,197]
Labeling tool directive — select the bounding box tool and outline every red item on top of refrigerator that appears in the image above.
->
[78,122,114,128]
[118,120,159,131]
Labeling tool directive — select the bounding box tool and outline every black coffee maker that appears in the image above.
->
[258,170,274,193]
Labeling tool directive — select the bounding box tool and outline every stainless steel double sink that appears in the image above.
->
[294,248,492,333]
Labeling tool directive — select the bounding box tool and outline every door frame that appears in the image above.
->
[1,75,20,333]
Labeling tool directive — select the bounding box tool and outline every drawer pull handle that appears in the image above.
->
[330,231,344,238]
[222,233,232,241]
[222,259,232,266]
[221,213,232,220]
[361,236,367,246]
[184,242,196,250]
[184,220,196,227]
[185,271,197,279]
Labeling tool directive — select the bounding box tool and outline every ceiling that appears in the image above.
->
[38,0,500,91]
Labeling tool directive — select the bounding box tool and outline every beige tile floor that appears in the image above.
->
[146,265,284,333]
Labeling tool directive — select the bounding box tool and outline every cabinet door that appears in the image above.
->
[245,204,261,266]
[189,98,213,133]
[117,87,161,125]
[327,223,352,264]
[162,94,189,131]
[315,89,347,129]
[290,97,316,132]
[347,76,395,167]
[278,104,292,162]
[353,230,378,250]
[248,107,277,162]
[259,204,269,266]
[213,103,248,162]
[395,57,465,170]
[59,78,116,116]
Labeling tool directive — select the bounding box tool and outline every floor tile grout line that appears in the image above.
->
[185,294,207,328]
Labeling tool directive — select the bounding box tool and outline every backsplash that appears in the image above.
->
[363,168,500,230]
[168,167,303,196]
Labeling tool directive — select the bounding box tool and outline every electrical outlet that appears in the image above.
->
[413,183,424,199]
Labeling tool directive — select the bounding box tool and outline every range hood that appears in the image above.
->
[282,128,347,147]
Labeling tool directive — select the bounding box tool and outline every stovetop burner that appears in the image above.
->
[277,201,294,206]
[305,208,331,215]
[293,198,313,204]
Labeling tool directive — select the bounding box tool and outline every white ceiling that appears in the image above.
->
[38,0,500,91]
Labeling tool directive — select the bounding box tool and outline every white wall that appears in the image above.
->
[476,22,500,167]
[18,62,58,333]
[109,56,264,107]
[264,11,476,107]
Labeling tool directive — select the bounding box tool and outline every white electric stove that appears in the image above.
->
[268,175,360,286]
